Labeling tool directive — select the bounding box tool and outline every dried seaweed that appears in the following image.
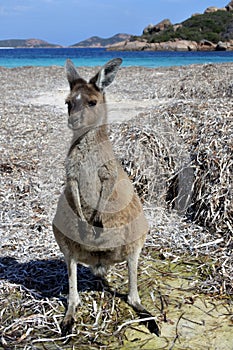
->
[0,63,232,348]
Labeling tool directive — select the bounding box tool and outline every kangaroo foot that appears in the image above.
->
[61,315,75,337]
[130,302,160,336]
[136,308,160,336]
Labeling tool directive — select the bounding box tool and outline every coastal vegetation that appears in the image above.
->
[141,10,233,44]
[108,2,233,51]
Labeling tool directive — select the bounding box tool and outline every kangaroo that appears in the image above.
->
[52,58,159,336]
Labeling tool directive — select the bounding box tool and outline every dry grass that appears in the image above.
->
[111,102,232,295]
[0,63,232,348]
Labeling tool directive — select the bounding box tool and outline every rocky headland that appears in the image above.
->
[107,38,233,52]
[108,1,233,51]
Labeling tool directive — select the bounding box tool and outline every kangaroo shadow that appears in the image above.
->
[0,256,160,336]
[0,256,111,300]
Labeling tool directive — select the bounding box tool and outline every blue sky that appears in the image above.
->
[0,0,229,46]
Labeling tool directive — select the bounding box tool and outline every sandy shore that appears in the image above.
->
[14,65,182,123]
[0,63,232,348]
[3,62,233,123]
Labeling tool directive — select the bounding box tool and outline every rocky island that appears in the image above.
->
[0,38,62,48]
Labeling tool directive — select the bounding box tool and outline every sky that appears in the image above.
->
[0,0,229,46]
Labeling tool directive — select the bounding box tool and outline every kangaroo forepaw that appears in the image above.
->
[61,315,75,337]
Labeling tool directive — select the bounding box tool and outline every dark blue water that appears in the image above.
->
[1,48,233,68]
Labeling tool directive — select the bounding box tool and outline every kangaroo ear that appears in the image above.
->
[90,58,122,91]
[65,59,83,89]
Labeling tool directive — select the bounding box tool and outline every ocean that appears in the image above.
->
[1,47,233,68]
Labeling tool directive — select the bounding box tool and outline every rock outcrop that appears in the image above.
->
[108,39,198,51]
[226,1,233,11]
[204,6,223,13]
[143,19,172,35]
[154,40,198,51]
[107,39,233,52]
[199,39,216,50]
[216,41,229,50]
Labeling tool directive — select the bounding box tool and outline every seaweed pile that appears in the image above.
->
[111,100,232,235]
[111,65,233,295]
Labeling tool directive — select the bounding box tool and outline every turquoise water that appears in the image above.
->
[1,48,233,68]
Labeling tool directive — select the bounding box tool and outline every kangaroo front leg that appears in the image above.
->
[127,247,160,336]
[62,256,81,336]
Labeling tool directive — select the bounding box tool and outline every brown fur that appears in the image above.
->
[52,59,159,336]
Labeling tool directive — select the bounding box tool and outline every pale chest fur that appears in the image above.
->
[53,130,149,249]
[66,132,118,216]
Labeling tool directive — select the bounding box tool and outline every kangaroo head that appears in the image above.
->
[65,58,122,131]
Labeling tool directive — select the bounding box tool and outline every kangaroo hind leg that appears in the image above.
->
[61,255,81,336]
[127,246,160,336]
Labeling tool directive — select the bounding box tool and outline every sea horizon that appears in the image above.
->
[1,47,233,68]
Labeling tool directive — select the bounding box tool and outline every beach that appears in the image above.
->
[1,63,232,348]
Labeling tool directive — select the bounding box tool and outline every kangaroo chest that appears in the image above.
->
[53,135,149,249]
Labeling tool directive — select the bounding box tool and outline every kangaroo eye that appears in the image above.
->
[65,101,72,115]
[88,100,97,107]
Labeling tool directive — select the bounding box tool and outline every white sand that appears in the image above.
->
[27,90,169,123]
